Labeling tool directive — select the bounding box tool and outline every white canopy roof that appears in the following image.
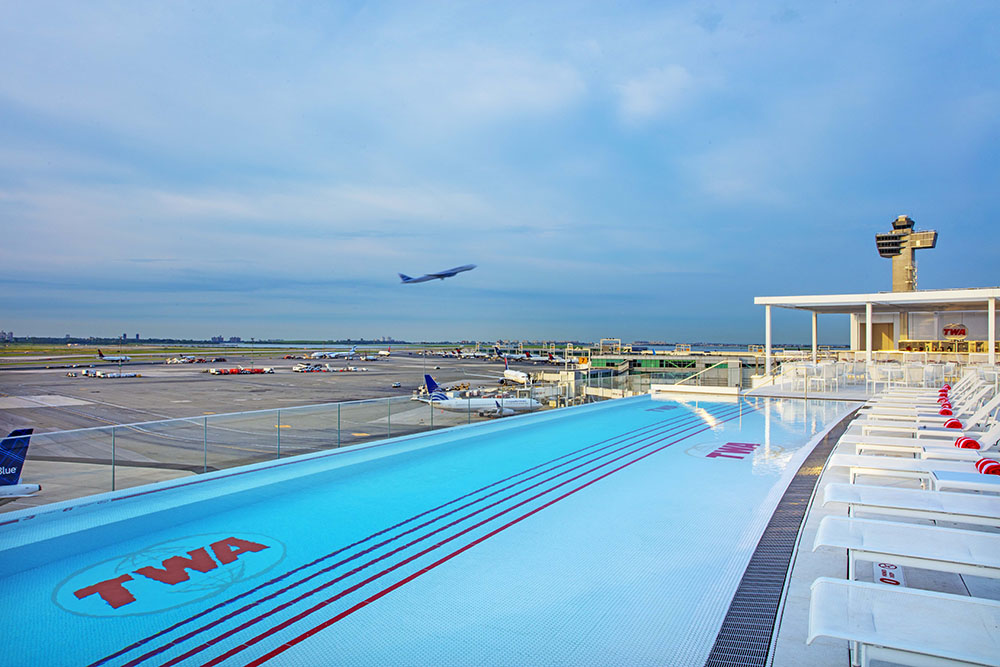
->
[754,287,1000,315]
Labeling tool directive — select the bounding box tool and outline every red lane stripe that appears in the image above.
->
[98,405,721,667]
[159,407,745,667]
[201,408,755,667]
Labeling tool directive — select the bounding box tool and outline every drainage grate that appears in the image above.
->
[703,407,857,667]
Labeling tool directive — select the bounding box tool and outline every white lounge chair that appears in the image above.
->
[838,420,1000,459]
[858,384,990,419]
[827,452,977,485]
[812,515,1000,580]
[862,371,977,404]
[862,374,981,407]
[931,470,1000,494]
[808,577,1000,667]
[822,482,1000,527]
[855,391,1000,437]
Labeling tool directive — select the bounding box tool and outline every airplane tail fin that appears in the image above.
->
[504,358,509,370]
[398,273,412,283]
[0,429,33,486]
[97,349,105,358]
[424,374,447,400]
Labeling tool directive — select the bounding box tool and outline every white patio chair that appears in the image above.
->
[826,451,977,485]
[808,578,1000,667]
[821,482,1000,528]
[902,364,924,388]
[813,516,1000,580]
[808,362,839,392]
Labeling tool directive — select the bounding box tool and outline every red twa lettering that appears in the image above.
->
[135,547,218,584]
[72,536,271,609]
[706,442,760,460]
[74,574,135,609]
[212,536,269,564]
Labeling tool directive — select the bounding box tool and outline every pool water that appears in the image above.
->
[0,395,851,666]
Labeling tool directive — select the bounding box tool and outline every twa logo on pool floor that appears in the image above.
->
[53,533,285,617]
[686,441,779,460]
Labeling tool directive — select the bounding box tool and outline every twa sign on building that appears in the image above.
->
[942,323,968,340]
[54,533,285,616]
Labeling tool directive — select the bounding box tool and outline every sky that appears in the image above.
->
[1,1,998,343]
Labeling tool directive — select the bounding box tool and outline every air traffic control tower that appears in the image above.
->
[875,215,937,292]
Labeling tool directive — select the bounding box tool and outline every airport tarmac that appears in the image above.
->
[0,352,541,434]
[0,353,557,513]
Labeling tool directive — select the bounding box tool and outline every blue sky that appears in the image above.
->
[1,2,997,343]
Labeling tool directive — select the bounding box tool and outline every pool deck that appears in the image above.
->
[768,396,1000,667]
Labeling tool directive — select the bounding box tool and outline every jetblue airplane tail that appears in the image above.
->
[0,429,33,486]
[398,273,412,283]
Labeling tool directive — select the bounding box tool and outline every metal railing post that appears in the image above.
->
[203,417,208,473]
[387,398,391,437]
[337,403,341,448]
[111,426,116,491]
[276,409,281,459]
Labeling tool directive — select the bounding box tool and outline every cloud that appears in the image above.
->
[617,65,696,122]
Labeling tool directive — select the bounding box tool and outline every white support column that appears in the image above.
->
[989,297,996,366]
[865,302,873,364]
[811,312,818,364]
[765,305,772,376]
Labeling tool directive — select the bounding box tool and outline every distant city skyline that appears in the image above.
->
[1,2,997,344]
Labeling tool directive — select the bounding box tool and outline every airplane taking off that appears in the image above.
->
[0,429,40,499]
[310,346,358,360]
[419,375,540,414]
[97,349,131,362]
[398,264,476,284]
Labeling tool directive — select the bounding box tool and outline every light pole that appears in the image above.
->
[250,337,255,370]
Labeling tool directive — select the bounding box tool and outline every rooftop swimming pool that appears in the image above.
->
[0,394,852,666]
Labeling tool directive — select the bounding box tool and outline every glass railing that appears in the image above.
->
[10,385,630,513]
[9,396,526,512]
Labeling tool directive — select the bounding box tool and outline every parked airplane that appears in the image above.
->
[0,429,40,499]
[398,264,476,284]
[545,352,575,364]
[502,358,530,385]
[419,375,540,414]
[456,348,488,359]
[97,349,131,362]
[310,346,358,360]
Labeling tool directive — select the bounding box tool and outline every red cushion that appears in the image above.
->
[956,436,981,449]
[943,418,963,429]
[939,408,954,416]
[976,458,1000,473]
